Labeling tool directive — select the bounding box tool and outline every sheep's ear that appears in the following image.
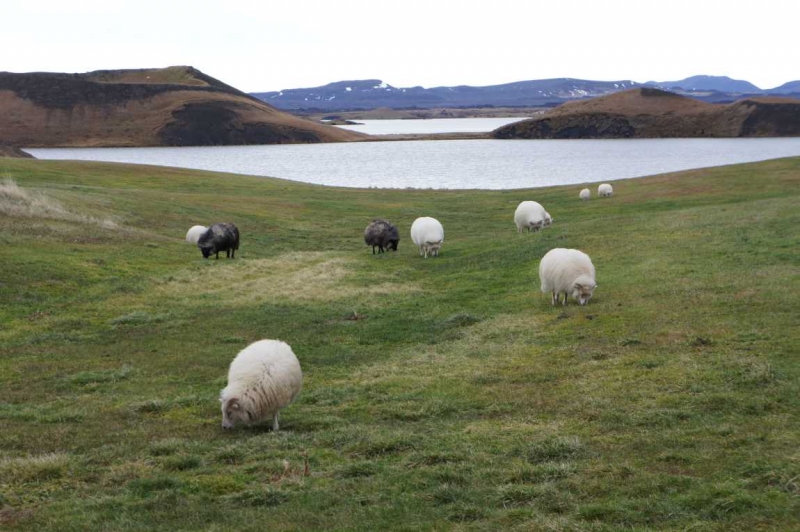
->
[574,283,583,290]
[226,398,240,410]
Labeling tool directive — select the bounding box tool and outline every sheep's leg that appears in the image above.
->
[562,292,567,306]
[272,413,280,432]
[552,291,557,306]
[215,251,220,259]
[372,246,376,254]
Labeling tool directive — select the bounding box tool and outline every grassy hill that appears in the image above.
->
[494,88,800,139]
[0,66,364,147]
[0,158,798,530]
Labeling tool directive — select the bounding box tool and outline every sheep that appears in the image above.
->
[185,225,207,244]
[598,183,614,197]
[220,339,303,431]
[364,219,400,254]
[539,248,597,306]
[514,201,551,233]
[580,188,590,201]
[410,217,444,258]
[197,222,239,259]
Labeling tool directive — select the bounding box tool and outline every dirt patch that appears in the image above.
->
[157,252,419,304]
[0,507,34,526]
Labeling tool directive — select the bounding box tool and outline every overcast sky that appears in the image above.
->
[4,0,797,92]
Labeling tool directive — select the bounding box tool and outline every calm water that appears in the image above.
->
[28,137,800,190]
[333,117,530,134]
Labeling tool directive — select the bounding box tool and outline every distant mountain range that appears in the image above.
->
[252,76,800,112]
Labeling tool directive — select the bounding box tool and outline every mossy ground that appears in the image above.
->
[0,157,798,531]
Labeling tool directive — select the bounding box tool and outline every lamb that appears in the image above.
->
[197,222,239,259]
[185,225,207,244]
[580,188,590,201]
[514,201,551,233]
[539,248,597,306]
[364,219,400,254]
[598,183,614,197]
[410,217,444,258]
[220,339,303,431]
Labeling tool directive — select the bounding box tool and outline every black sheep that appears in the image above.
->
[364,219,399,254]
[198,222,240,259]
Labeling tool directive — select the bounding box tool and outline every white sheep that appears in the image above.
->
[598,183,614,197]
[514,201,551,233]
[185,225,207,244]
[580,188,590,201]
[539,248,597,306]
[410,217,444,258]
[220,339,303,431]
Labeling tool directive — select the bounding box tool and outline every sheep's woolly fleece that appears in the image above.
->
[157,251,420,304]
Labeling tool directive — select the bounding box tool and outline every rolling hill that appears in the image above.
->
[0,66,364,147]
[493,88,800,139]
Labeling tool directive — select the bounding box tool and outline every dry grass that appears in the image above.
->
[156,252,420,304]
[0,453,71,483]
[0,178,118,229]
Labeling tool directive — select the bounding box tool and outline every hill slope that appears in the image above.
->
[0,158,798,530]
[0,66,364,147]
[494,88,800,139]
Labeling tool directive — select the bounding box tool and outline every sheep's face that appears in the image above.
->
[572,283,596,306]
[221,397,248,429]
[199,244,215,259]
[529,221,543,232]
[387,239,399,251]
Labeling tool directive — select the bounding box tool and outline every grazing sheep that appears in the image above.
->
[185,225,207,244]
[364,219,400,254]
[197,222,239,259]
[580,188,590,201]
[220,339,303,431]
[514,201,551,233]
[539,248,597,306]
[598,183,614,197]
[410,217,444,258]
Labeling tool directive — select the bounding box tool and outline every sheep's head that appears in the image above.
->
[572,280,597,306]
[199,243,215,259]
[221,397,247,429]
[387,239,399,251]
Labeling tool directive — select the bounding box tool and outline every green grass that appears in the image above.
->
[0,156,798,531]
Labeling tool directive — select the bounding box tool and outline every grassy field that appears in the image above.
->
[0,156,798,531]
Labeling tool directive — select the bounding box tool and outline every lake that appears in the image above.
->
[332,117,530,135]
[27,137,800,190]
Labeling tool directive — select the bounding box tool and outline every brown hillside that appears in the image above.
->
[0,66,365,147]
[494,88,800,139]
[0,144,34,158]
